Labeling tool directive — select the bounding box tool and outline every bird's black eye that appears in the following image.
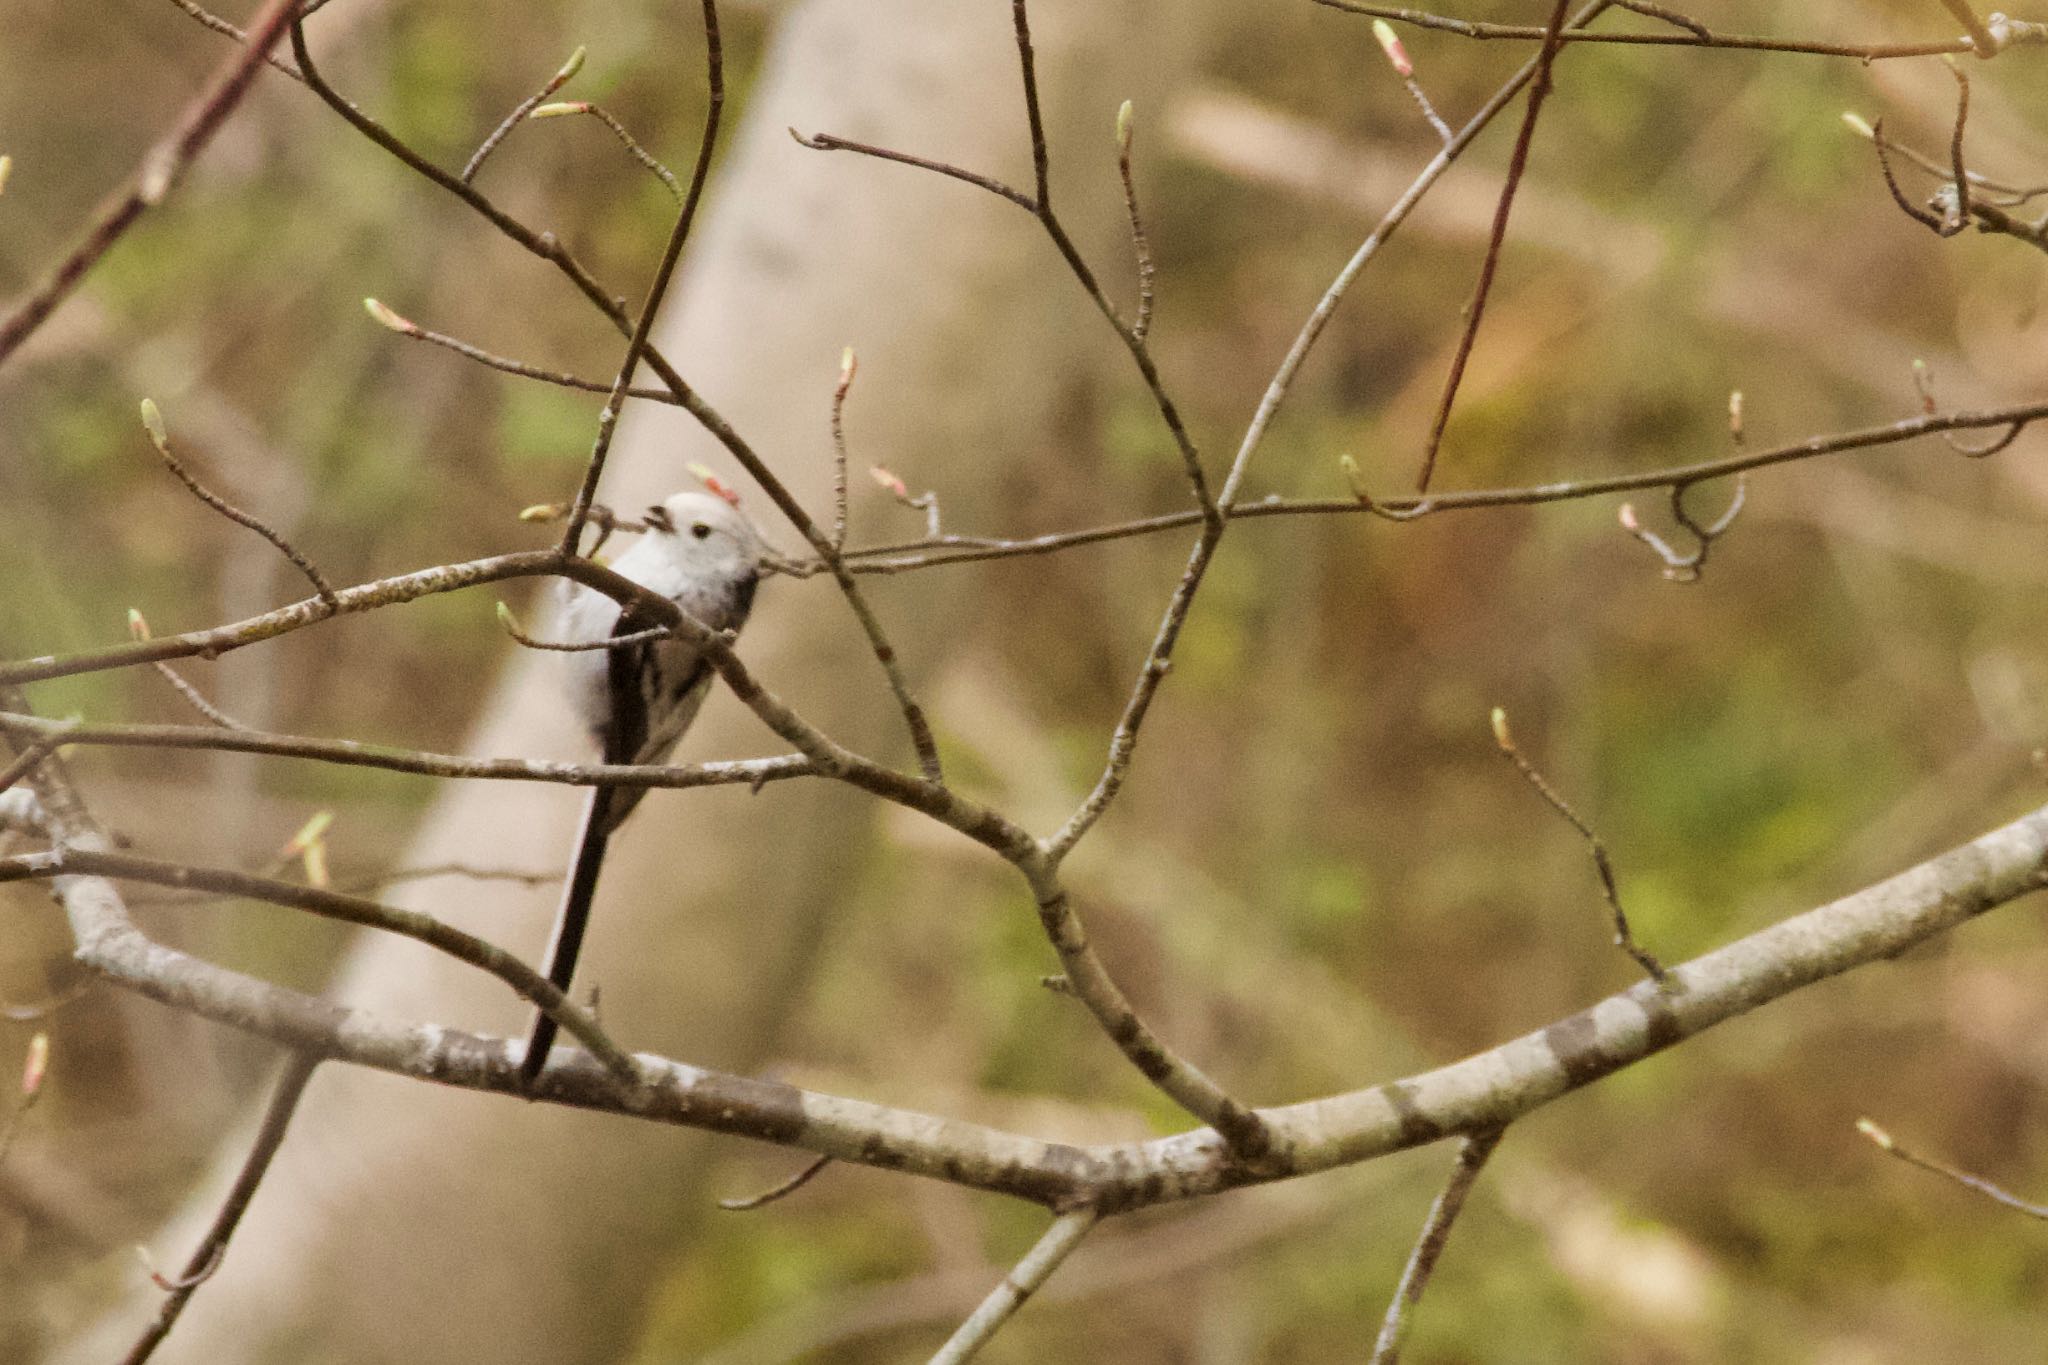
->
[691,522,712,539]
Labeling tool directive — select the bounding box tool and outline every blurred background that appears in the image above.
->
[4,0,2048,1360]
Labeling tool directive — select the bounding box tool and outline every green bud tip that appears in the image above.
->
[1116,100,1133,152]
[363,298,412,332]
[1840,113,1876,141]
[0,155,12,197]
[1490,707,1512,750]
[555,46,587,84]
[530,102,587,121]
[139,398,167,447]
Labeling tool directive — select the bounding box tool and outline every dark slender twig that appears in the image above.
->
[554,0,725,554]
[1415,0,1572,493]
[151,663,250,730]
[718,1154,834,1211]
[1844,115,2048,202]
[462,47,585,184]
[162,0,303,82]
[0,735,63,796]
[1945,60,1973,231]
[1858,1118,2048,1219]
[530,101,686,203]
[141,400,338,608]
[0,0,301,368]
[120,1051,318,1365]
[362,298,677,402]
[930,1207,1100,1365]
[788,132,1034,209]
[1613,0,1708,39]
[495,601,673,653]
[1369,1128,1505,1365]
[1491,709,1665,982]
[1114,104,1157,341]
[1618,477,1746,582]
[1310,0,2003,59]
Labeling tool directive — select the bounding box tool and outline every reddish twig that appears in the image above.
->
[1415,0,1572,493]
[121,1052,318,1365]
[0,0,301,368]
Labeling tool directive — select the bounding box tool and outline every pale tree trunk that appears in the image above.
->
[52,1,1228,1360]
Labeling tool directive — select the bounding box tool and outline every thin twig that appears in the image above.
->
[120,1051,318,1365]
[496,600,673,653]
[462,47,585,184]
[719,1154,834,1211]
[0,848,641,1082]
[1415,0,1572,493]
[1115,103,1157,340]
[150,663,250,730]
[1858,1118,2048,1219]
[1311,0,1990,59]
[1491,709,1665,983]
[0,0,301,368]
[162,0,304,82]
[831,349,857,552]
[928,1207,1100,1365]
[141,400,338,608]
[1613,0,1708,39]
[1046,0,1622,863]
[530,101,686,203]
[554,0,725,554]
[1369,1128,1505,1365]
[362,298,677,402]
[0,711,815,800]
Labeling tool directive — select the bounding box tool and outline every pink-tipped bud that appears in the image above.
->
[21,1033,48,1099]
[870,466,910,500]
[1115,100,1134,156]
[0,156,12,198]
[1338,453,1371,502]
[1855,1118,1894,1150]
[1372,20,1415,78]
[127,609,151,642]
[518,503,563,523]
[1618,503,1641,533]
[685,463,741,507]
[1727,390,1744,442]
[553,46,587,85]
[530,102,590,121]
[280,811,333,860]
[838,346,858,388]
[1490,706,1513,751]
[1840,113,1876,142]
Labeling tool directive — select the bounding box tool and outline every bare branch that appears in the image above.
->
[139,400,338,608]
[0,0,301,368]
[120,1052,319,1365]
[1857,1118,2048,1219]
[718,1154,834,1212]
[1415,0,1572,493]
[462,46,586,184]
[928,1208,1100,1365]
[1369,1128,1505,1365]
[1492,710,1665,983]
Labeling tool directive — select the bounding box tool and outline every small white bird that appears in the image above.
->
[520,490,764,1081]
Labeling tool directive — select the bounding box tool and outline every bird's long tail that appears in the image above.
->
[519,785,616,1082]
